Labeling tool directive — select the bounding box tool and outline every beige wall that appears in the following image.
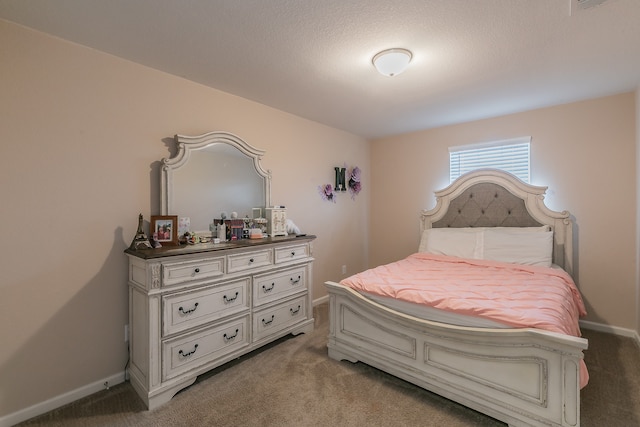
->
[0,20,369,418]
[370,93,637,330]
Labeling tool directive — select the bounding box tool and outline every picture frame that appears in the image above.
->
[150,215,179,246]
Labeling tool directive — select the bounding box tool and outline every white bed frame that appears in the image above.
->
[326,169,588,427]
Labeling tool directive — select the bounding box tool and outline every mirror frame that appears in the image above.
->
[160,131,272,218]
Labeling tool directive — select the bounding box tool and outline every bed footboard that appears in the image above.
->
[326,281,588,427]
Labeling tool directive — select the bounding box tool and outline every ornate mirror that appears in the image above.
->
[161,131,271,233]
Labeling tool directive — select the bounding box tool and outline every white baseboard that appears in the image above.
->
[313,294,329,306]
[0,372,125,427]
[579,319,640,346]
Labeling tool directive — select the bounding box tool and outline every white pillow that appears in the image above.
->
[418,226,553,265]
[419,228,482,259]
[474,225,551,233]
[482,229,553,267]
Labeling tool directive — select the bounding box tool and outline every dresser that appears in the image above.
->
[125,235,315,409]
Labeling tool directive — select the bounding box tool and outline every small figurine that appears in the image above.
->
[130,213,153,250]
[151,232,162,248]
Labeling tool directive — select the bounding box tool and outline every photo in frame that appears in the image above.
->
[150,215,179,246]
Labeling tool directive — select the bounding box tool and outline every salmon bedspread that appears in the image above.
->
[340,253,589,387]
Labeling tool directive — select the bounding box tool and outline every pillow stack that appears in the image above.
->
[419,226,553,267]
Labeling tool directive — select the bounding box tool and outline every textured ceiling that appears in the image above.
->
[1,0,639,138]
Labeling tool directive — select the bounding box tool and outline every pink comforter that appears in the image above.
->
[340,253,589,386]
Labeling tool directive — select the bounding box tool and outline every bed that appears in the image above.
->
[325,169,588,427]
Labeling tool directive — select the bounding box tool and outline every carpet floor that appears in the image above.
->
[16,303,640,426]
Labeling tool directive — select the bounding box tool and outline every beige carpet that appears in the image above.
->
[17,304,640,427]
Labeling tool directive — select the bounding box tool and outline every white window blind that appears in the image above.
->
[449,137,531,183]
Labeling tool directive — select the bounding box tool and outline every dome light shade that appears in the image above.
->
[372,48,412,77]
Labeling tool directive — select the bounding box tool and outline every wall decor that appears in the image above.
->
[319,165,362,202]
[318,183,336,203]
[347,165,362,199]
[150,215,179,246]
[334,166,347,192]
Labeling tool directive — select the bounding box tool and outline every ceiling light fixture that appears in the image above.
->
[372,48,413,77]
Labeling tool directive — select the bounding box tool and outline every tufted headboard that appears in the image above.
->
[420,169,573,276]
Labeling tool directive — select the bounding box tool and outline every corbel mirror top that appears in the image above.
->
[161,131,272,233]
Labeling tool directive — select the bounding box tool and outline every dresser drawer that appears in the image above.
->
[162,278,250,336]
[253,267,306,307]
[162,257,225,287]
[253,296,307,342]
[227,249,272,273]
[162,316,250,381]
[274,244,309,264]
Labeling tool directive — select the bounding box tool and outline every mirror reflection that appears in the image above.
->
[161,132,271,234]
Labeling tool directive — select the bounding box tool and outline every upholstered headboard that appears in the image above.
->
[420,169,573,276]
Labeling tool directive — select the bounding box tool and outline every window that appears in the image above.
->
[449,137,531,183]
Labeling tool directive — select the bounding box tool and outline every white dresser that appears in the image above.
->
[125,235,315,409]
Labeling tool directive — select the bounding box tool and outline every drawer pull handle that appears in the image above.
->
[178,302,199,315]
[262,283,275,293]
[290,251,296,257]
[223,292,239,303]
[290,275,301,285]
[290,305,301,315]
[248,258,254,264]
[223,329,239,341]
[178,344,198,358]
[194,268,200,274]
[262,315,275,326]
